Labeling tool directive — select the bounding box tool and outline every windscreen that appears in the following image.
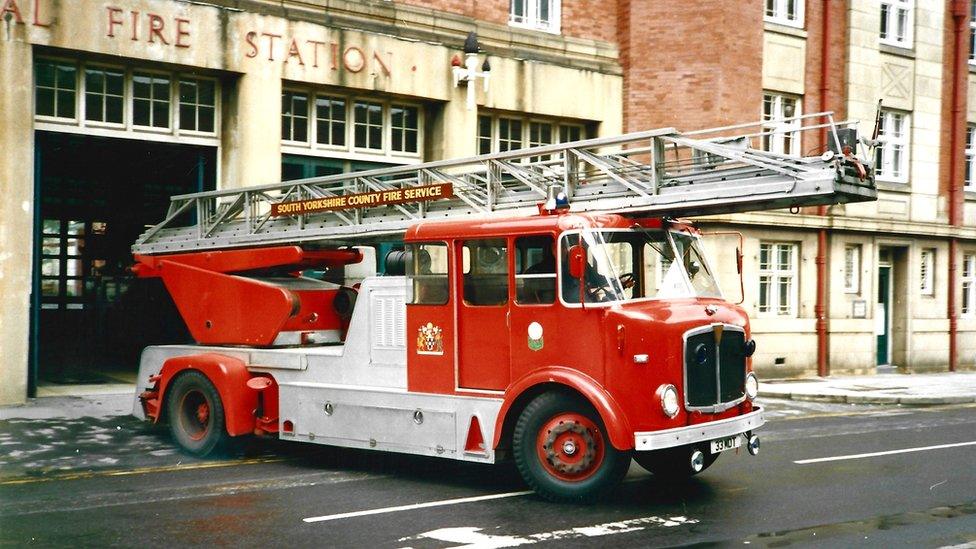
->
[559,229,722,304]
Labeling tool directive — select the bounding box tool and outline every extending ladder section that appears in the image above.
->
[133,112,876,255]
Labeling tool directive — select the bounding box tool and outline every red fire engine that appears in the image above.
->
[132,114,875,501]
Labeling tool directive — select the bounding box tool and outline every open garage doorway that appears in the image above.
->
[29,131,216,392]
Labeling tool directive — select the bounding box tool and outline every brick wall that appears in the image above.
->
[562,1,617,43]
[617,0,764,134]
[395,0,616,42]
[803,0,849,150]
[939,1,969,217]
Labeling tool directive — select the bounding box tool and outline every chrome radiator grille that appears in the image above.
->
[683,324,746,411]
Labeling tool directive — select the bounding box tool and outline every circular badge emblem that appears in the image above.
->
[527,321,544,351]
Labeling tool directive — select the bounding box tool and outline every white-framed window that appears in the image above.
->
[353,100,384,151]
[844,245,861,294]
[509,0,560,34]
[761,92,801,155]
[132,72,171,130]
[874,110,909,182]
[966,125,976,191]
[528,121,553,161]
[315,96,346,147]
[759,242,798,316]
[282,91,309,143]
[33,57,220,144]
[559,124,582,143]
[390,105,419,154]
[478,113,586,157]
[970,1,976,65]
[963,254,976,316]
[178,78,217,134]
[83,66,124,126]
[920,248,935,296]
[498,118,523,153]
[34,59,78,121]
[764,0,803,28]
[880,0,913,48]
[281,89,424,163]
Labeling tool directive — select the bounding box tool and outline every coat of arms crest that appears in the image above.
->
[416,322,444,355]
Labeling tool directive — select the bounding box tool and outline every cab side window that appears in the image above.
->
[407,242,449,305]
[462,239,508,306]
[515,235,556,304]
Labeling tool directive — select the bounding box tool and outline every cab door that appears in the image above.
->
[456,238,511,390]
[405,242,456,394]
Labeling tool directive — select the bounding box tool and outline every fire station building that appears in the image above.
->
[0,0,973,405]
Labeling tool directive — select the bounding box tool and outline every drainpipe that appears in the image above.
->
[948,0,968,372]
[815,0,832,378]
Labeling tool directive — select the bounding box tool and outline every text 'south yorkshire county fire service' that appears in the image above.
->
[131,112,876,502]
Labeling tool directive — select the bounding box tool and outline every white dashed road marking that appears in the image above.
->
[302,490,533,523]
[399,515,699,548]
[794,440,976,464]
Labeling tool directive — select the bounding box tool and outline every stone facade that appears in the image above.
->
[0,0,623,404]
[0,0,973,404]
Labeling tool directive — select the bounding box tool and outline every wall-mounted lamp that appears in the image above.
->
[451,32,490,111]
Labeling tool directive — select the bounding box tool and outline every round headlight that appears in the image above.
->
[659,384,680,418]
[745,372,759,400]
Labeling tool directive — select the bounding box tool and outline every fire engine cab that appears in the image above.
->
[131,113,876,502]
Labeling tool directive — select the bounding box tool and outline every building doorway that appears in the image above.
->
[875,246,909,371]
[30,131,216,391]
[876,263,892,367]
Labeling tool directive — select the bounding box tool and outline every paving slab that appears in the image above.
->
[762,372,976,406]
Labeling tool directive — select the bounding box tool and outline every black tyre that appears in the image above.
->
[513,391,631,503]
[633,444,719,479]
[166,371,230,457]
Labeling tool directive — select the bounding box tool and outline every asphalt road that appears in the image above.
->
[1,400,975,548]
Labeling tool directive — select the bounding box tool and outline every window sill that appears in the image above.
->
[877,180,911,192]
[964,189,976,201]
[879,42,915,58]
[508,20,561,36]
[763,21,807,39]
[969,62,976,74]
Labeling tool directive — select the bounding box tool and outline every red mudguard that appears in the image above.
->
[140,353,277,436]
[492,367,634,451]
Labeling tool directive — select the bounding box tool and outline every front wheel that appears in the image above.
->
[165,371,231,457]
[633,444,719,480]
[513,391,631,503]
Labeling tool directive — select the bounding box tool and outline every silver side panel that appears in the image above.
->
[634,406,765,451]
[133,276,408,416]
[278,382,503,463]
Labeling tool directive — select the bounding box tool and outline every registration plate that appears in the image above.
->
[709,435,741,454]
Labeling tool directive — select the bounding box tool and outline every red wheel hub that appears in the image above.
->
[196,402,210,424]
[179,390,211,441]
[536,413,605,482]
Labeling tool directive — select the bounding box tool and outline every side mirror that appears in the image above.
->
[736,247,743,275]
[568,244,586,279]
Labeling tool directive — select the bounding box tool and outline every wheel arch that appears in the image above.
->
[156,353,258,437]
[492,367,633,452]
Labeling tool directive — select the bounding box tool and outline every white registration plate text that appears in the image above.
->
[710,435,741,454]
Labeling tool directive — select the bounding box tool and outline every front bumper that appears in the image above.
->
[634,406,765,451]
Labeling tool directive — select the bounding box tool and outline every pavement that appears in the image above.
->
[3,371,976,421]
[760,371,976,406]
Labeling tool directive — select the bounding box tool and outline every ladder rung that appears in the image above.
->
[133,113,876,255]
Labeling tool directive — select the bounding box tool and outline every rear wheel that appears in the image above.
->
[633,444,719,479]
[166,371,230,457]
[513,391,630,503]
